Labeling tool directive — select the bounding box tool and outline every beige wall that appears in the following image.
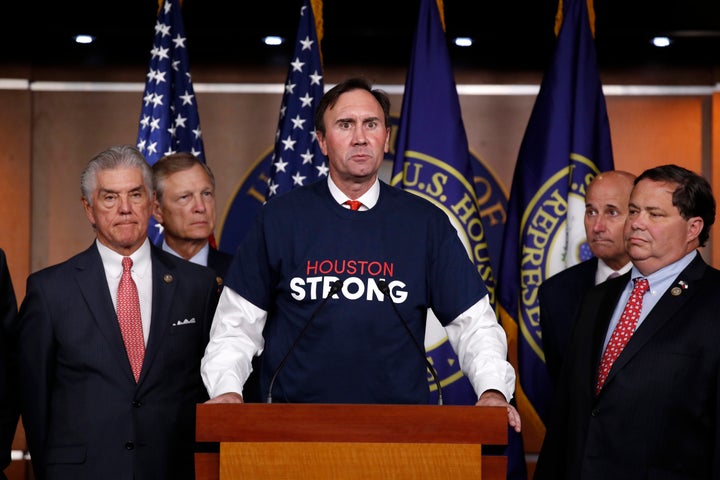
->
[1,64,719,478]
[1,65,719,296]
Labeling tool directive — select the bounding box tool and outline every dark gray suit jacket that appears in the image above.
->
[538,257,598,386]
[535,253,720,480]
[17,243,219,480]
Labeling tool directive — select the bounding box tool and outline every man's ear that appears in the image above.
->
[316,130,328,156]
[152,196,164,224]
[687,216,703,243]
[82,197,96,228]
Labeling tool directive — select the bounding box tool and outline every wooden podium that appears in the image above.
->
[195,403,508,479]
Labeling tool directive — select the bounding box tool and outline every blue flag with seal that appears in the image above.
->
[218,0,324,251]
[391,1,526,477]
[136,0,206,245]
[497,0,614,458]
[391,0,497,405]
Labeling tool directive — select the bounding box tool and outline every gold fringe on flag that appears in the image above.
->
[311,0,323,43]
[554,0,596,37]
[311,0,324,65]
[436,0,446,32]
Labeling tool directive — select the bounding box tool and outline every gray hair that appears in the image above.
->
[81,145,152,205]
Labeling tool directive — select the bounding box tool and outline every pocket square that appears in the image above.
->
[172,317,196,327]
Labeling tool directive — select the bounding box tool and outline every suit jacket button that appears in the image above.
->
[125,441,135,450]
[132,401,142,408]
[591,408,600,416]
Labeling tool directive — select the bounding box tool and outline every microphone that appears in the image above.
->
[377,280,443,406]
[266,279,344,403]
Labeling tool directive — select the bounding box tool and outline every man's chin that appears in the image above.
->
[184,233,213,242]
[590,244,617,257]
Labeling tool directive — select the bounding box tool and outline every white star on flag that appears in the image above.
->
[265,0,326,200]
[135,0,207,245]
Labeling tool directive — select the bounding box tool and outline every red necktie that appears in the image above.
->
[595,277,649,394]
[118,257,145,382]
[344,200,362,211]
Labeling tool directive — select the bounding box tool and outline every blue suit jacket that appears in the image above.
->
[538,257,598,386]
[535,254,720,479]
[206,247,233,284]
[17,243,219,480]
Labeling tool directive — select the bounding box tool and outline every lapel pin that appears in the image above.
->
[670,287,682,296]
[678,280,688,289]
[216,276,224,286]
[163,274,174,284]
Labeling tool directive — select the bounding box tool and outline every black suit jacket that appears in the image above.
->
[0,249,17,479]
[206,247,233,282]
[535,253,720,480]
[538,257,598,386]
[16,243,219,480]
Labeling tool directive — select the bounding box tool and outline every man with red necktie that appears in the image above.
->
[535,164,720,479]
[16,145,218,480]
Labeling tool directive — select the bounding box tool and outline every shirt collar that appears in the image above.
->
[629,250,697,286]
[327,176,380,210]
[96,237,152,279]
[595,258,633,284]
[162,240,210,266]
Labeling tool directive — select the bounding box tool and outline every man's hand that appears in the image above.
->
[204,392,244,404]
[476,390,521,433]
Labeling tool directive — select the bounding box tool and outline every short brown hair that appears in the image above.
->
[152,152,215,201]
[314,77,391,136]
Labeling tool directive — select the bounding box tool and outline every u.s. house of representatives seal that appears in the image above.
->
[519,154,600,359]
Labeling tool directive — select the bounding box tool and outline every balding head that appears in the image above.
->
[584,170,636,270]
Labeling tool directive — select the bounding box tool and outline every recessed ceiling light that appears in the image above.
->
[74,34,95,45]
[453,37,473,47]
[263,36,285,46]
[651,36,671,48]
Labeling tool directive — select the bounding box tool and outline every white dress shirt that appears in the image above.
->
[97,238,153,345]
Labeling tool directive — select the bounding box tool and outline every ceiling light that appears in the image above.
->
[453,37,473,47]
[74,34,95,45]
[651,36,671,48]
[263,36,285,46]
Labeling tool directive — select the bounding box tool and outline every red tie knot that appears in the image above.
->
[122,257,133,271]
[344,200,362,211]
[633,277,649,293]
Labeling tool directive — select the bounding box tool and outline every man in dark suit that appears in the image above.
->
[16,145,219,480]
[151,152,233,281]
[0,249,17,480]
[150,152,257,402]
[535,164,720,479]
[539,170,635,385]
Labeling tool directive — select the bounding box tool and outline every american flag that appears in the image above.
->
[136,0,205,243]
[266,0,325,199]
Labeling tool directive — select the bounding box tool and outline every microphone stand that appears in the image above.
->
[377,280,444,406]
[266,279,344,403]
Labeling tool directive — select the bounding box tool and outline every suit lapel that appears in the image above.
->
[590,274,629,376]
[602,254,707,389]
[74,244,137,383]
[139,246,177,385]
